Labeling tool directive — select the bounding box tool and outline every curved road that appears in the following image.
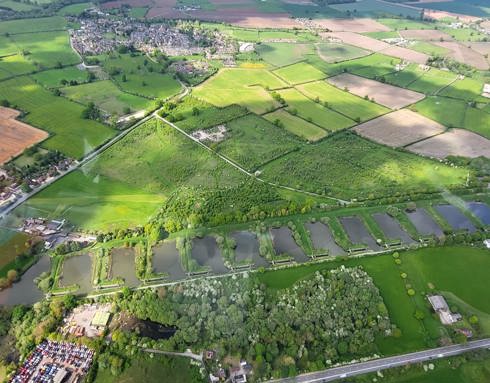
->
[271,338,490,383]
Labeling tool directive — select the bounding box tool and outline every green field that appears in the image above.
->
[10,31,80,69]
[273,61,326,84]
[263,109,327,142]
[260,246,490,354]
[213,113,301,171]
[94,354,204,383]
[32,66,90,88]
[278,88,354,131]
[364,31,400,39]
[317,53,401,79]
[315,42,369,64]
[15,171,164,231]
[413,96,467,129]
[19,118,245,230]
[0,0,38,11]
[441,27,488,42]
[410,41,450,56]
[439,77,487,102]
[101,54,181,99]
[256,42,314,67]
[171,97,249,132]
[0,54,37,79]
[57,2,93,15]
[0,76,115,158]
[193,68,287,114]
[0,229,30,270]
[406,67,458,95]
[128,6,148,18]
[297,80,389,122]
[62,80,152,116]
[463,107,490,139]
[261,131,467,198]
[0,16,66,35]
[377,18,437,31]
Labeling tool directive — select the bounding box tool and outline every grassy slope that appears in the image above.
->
[263,109,327,142]
[0,76,115,159]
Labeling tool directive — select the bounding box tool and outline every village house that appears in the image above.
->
[428,295,462,325]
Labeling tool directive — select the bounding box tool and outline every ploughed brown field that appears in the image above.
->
[433,41,490,70]
[0,107,48,164]
[327,73,425,109]
[406,129,490,159]
[353,109,445,148]
[399,29,454,41]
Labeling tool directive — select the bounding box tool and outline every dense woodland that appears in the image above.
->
[117,266,391,378]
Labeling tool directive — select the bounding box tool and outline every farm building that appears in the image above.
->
[428,295,462,325]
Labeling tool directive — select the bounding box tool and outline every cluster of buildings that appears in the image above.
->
[70,13,235,57]
[21,218,65,237]
[62,304,112,338]
[9,341,94,383]
[428,294,462,325]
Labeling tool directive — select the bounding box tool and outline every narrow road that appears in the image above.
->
[270,338,490,383]
[155,114,350,204]
[142,348,203,362]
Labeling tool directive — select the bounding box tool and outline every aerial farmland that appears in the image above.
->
[1,0,490,382]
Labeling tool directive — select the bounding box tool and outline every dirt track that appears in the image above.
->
[0,107,48,165]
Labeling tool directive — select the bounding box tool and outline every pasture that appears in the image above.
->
[0,0,38,11]
[18,170,164,231]
[413,96,466,130]
[297,80,389,122]
[10,31,80,69]
[261,131,467,199]
[193,68,287,114]
[0,76,115,159]
[328,73,425,109]
[256,43,314,67]
[260,246,490,353]
[61,80,152,116]
[213,114,301,171]
[32,67,90,88]
[0,16,66,35]
[0,54,37,79]
[171,97,249,132]
[377,18,435,31]
[409,41,450,56]
[315,42,369,63]
[353,109,446,148]
[328,52,401,79]
[57,2,93,15]
[278,88,354,131]
[273,61,326,84]
[439,77,488,102]
[405,67,458,95]
[21,118,246,230]
[263,109,327,142]
[101,54,181,99]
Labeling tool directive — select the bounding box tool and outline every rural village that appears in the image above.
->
[1,0,490,382]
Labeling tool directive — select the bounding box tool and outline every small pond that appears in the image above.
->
[191,236,228,274]
[110,248,140,287]
[120,316,177,340]
[339,216,381,251]
[152,241,187,281]
[304,222,345,256]
[467,202,490,226]
[435,204,476,233]
[270,227,309,263]
[231,231,270,268]
[0,255,51,306]
[406,208,443,237]
[60,254,93,294]
[372,213,416,244]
